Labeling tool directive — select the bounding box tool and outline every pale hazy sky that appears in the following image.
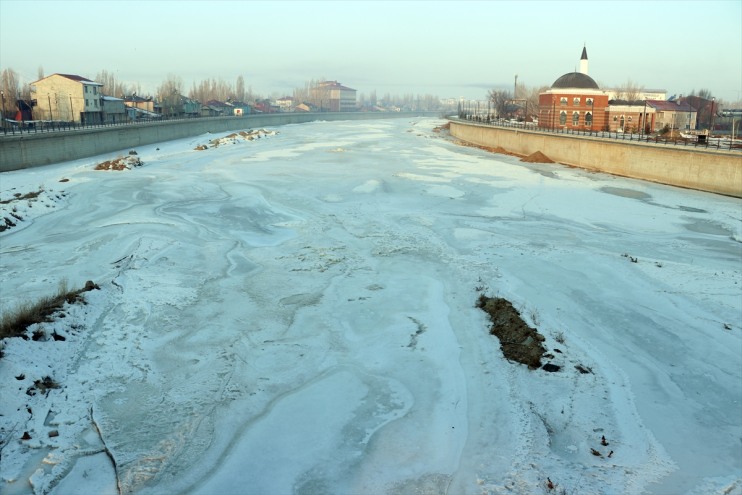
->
[1,0,740,102]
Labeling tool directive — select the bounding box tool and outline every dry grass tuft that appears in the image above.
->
[0,280,99,340]
[0,189,44,205]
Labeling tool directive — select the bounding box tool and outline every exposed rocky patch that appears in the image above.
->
[194,128,278,150]
[476,295,546,369]
[94,151,143,170]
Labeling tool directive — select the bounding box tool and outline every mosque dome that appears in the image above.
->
[551,72,599,90]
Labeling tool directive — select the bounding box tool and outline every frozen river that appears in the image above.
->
[1,118,740,494]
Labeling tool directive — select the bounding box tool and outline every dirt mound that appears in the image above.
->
[476,295,546,369]
[94,154,143,171]
[521,151,554,163]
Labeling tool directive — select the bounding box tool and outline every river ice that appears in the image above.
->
[0,118,740,494]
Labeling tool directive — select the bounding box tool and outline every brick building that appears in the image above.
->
[538,47,609,131]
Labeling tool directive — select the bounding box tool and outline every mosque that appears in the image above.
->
[538,47,609,131]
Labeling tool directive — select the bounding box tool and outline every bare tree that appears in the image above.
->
[615,79,643,101]
[487,89,511,118]
[1,68,20,118]
[188,77,236,104]
[695,88,713,100]
[95,70,132,97]
[158,74,184,116]
[294,78,331,110]
[525,86,548,120]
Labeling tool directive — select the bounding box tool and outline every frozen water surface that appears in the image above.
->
[0,118,740,495]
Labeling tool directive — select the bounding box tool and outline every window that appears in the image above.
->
[628,116,632,122]
[85,86,89,93]
[559,111,567,125]
[93,87,97,94]
[586,98,593,106]
[573,112,579,125]
[586,112,593,126]
[560,97,568,105]
[573,98,580,106]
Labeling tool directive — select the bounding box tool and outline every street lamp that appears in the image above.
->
[710,97,716,133]
[732,119,737,146]
[0,91,5,133]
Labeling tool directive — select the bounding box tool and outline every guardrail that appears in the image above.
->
[0,114,244,136]
[455,115,742,152]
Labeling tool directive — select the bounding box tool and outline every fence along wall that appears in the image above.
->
[449,120,742,198]
[0,112,428,173]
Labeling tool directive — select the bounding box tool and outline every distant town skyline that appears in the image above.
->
[1,0,740,103]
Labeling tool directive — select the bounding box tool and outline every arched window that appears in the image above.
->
[560,97,568,105]
[559,111,567,125]
[573,97,580,106]
[586,98,594,106]
[586,112,593,126]
[572,112,579,125]
[620,116,625,129]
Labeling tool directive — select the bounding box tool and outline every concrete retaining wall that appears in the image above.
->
[450,120,742,198]
[0,112,433,172]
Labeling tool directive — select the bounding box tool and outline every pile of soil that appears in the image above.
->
[95,154,142,170]
[476,295,546,369]
[521,151,554,163]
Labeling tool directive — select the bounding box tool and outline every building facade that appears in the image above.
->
[315,81,357,112]
[30,73,103,123]
[538,48,609,131]
[647,99,696,132]
[101,96,127,124]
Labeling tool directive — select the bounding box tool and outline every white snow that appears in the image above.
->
[0,118,740,495]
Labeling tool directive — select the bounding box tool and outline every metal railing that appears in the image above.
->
[456,115,742,152]
[0,113,222,136]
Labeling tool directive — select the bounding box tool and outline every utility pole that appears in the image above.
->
[514,74,518,99]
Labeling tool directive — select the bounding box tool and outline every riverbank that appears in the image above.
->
[448,119,742,198]
[0,111,438,172]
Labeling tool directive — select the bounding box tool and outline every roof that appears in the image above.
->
[57,73,103,86]
[581,46,588,60]
[319,80,356,91]
[124,94,152,102]
[647,99,695,112]
[551,72,599,90]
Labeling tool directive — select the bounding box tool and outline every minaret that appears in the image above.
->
[579,45,588,75]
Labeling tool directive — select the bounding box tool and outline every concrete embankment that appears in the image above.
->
[0,112,435,172]
[450,119,742,198]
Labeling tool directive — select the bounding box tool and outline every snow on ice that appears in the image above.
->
[0,118,740,495]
